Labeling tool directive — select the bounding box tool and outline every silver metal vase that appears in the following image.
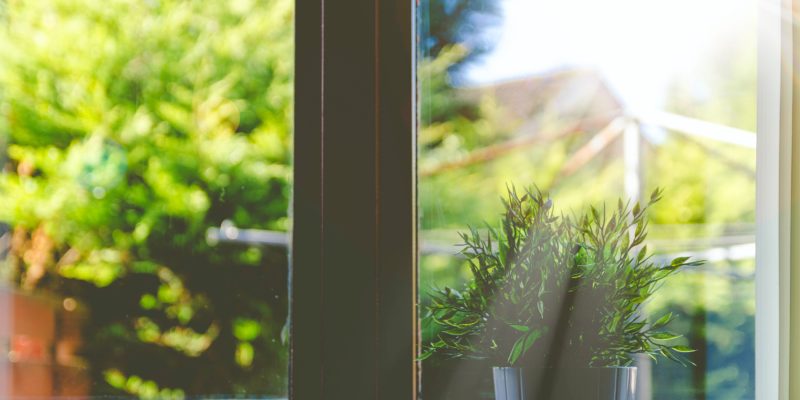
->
[492,366,637,400]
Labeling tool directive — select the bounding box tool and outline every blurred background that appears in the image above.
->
[0,0,293,397]
[418,0,756,399]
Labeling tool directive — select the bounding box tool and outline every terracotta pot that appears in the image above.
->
[0,287,89,397]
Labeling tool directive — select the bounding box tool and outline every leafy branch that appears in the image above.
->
[421,186,703,368]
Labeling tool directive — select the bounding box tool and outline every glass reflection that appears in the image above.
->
[418,1,756,399]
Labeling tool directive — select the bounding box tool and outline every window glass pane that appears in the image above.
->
[417,1,756,399]
[0,0,292,398]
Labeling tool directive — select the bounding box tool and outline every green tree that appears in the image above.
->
[0,0,292,396]
[419,0,502,77]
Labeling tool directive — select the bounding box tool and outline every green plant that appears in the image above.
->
[0,0,292,395]
[422,186,702,368]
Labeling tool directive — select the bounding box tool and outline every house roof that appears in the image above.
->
[457,68,624,135]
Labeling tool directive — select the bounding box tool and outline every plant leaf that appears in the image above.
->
[672,346,696,353]
[507,330,542,365]
[510,324,530,333]
[652,312,673,328]
[650,332,681,341]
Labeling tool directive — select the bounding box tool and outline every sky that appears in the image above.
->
[463,0,756,112]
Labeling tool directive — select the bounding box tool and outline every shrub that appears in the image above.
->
[0,0,292,395]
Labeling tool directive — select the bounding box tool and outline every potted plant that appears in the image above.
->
[421,186,701,400]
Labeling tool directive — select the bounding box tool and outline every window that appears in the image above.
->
[417,1,760,398]
[291,0,795,399]
[2,0,796,399]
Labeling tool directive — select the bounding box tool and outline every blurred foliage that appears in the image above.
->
[104,368,186,400]
[417,46,583,234]
[418,0,502,78]
[646,261,755,399]
[0,0,292,396]
[643,20,757,399]
[417,45,518,235]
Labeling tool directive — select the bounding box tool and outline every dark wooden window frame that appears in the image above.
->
[292,0,417,399]
[288,0,800,399]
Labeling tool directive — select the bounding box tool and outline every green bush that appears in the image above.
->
[0,0,292,396]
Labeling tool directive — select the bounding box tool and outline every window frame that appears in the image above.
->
[792,1,800,395]
[756,0,795,399]
[291,0,417,399]
[290,0,796,398]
